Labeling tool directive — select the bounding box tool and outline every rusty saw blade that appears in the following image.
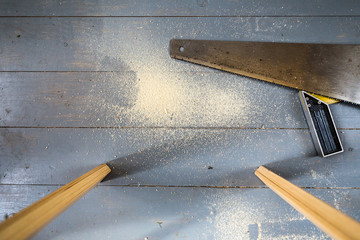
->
[170,39,360,104]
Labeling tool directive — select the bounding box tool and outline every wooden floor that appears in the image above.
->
[1,1,360,239]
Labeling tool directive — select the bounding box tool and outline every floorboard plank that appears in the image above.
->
[1,17,359,72]
[1,128,359,187]
[2,72,359,128]
[1,0,359,17]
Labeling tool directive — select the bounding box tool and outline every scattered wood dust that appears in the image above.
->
[209,190,327,240]
[127,64,250,127]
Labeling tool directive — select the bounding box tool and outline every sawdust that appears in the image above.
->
[68,17,310,131]
[213,199,262,239]
[127,64,250,127]
[310,169,319,180]
[79,22,254,128]
[209,189,327,240]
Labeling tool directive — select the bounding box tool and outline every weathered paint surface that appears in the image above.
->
[0,0,359,239]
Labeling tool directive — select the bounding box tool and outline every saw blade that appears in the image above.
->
[170,39,360,104]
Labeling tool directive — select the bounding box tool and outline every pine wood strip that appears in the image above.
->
[255,166,360,240]
[0,164,111,240]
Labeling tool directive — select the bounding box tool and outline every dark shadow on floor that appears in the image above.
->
[103,130,229,182]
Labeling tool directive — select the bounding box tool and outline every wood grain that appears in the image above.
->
[255,166,360,240]
[0,164,111,240]
[1,0,359,17]
[1,128,359,187]
[1,72,359,128]
[1,17,360,72]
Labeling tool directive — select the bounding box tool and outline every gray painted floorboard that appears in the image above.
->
[1,128,359,188]
[1,0,360,17]
[1,72,359,128]
[1,17,360,72]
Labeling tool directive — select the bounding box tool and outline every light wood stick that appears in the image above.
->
[0,164,111,240]
[255,166,360,240]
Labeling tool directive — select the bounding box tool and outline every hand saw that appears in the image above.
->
[170,39,360,105]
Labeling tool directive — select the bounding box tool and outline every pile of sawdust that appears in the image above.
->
[126,64,250,127]
[83,30,252,128]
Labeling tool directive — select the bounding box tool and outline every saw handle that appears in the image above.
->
[0,164,111,240]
